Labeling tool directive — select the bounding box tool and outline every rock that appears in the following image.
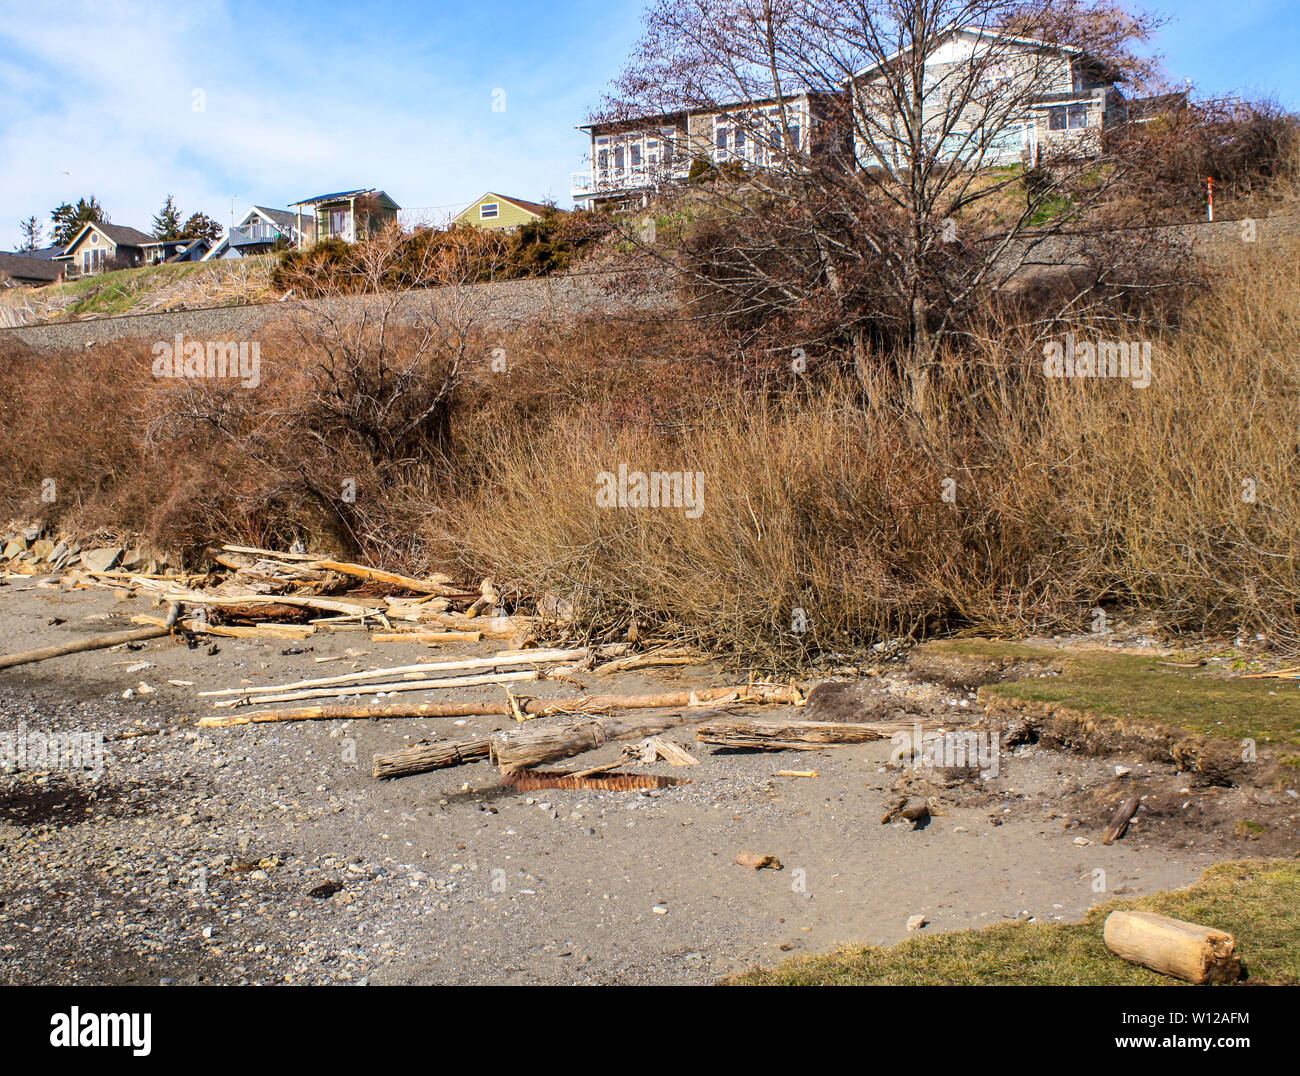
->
[30,539,55,562]
[81,547,124,572]
[2,539,27,560]
[906,914,928,932]
[734,850,783,871]
[119,548,147,571]
[651,904,669,915]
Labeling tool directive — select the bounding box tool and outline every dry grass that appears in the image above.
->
[1,219,1297,666]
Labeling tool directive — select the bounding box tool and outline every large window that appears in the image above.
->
[480,202,499,220]
[329,208,348,237]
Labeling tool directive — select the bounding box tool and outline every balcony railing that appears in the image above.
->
[571,164,691,200]
[230,224,285,247]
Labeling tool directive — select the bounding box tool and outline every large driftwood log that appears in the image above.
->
[372,737,491,779]
[489,708,733,771]
[199,684,800,728]
[695,717,945,750]
[0,602,181,671]
[1103,911,1241,984]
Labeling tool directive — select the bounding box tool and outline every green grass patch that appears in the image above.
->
[930,638,1300,747]
[51,262,208,317]
[730,859,1300,985]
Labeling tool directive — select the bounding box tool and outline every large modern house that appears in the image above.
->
[572,91,844,210]
[288,189,400,249]
[573,25,1137,209]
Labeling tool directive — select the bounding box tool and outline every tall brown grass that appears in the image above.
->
[1,225,1296,664]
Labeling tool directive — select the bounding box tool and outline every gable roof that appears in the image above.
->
[844,24,1086,84]
[481,192,552,217]
[58,221,154,255]
[249,205,296,229]
[0,251,63,283]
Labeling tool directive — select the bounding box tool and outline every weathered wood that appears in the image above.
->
[197,683,799,728]
[199,646,598,698]
[370,630,482,644]
[490,708,734,771]
[0,602,181,671]
[1102,910,1241,984]
[131,614,315,640]
[1102,795,1142,845]
[210,669,540,708]
[372,737,491,779]
[696,717,941,751]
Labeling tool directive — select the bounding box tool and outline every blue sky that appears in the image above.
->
[0,0,1295,251]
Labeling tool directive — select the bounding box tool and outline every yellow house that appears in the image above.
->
[453,192,552,230]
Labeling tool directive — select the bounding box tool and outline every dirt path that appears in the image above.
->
[0,578,1274,985]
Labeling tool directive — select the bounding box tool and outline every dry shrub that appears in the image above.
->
[445,234,1300,661]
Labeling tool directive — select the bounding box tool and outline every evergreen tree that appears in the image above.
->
[18,215,42,252]
[152,195,183,240]
[50,196,106,246]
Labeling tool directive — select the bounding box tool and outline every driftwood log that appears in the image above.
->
[210,669,540,708]
[1102,795,1142,845]
[696,717,946,751]
[199,684,800,728]
[1103,910,1242,984]
[0,602,181,671]
[371,737,492,779]
[489,708,734,771]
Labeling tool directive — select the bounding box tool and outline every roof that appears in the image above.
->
[58,221,154,254]
[0,251,62,282]
[1128,91,1188,121]
[250,206,297,229]
[581,90,839,133]
[462,192,553,218]
[843,24,1086,84]
[288,188,400,209]
[6,243,65,261]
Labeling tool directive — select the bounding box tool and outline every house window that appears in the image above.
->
[1049,104,1089,131]
[597,148,609,172]
[716,127,728,153]
[630,143,642,168]
[329,209,348,237]
[614,145,625,173]
[480,202,499,220]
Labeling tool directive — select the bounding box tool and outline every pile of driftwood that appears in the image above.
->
[0,538,968,797]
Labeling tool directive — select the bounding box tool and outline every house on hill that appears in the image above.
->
[288,189,400,248]
[54,223,209,277]
[0,250,64,287]
[54,222,154,277]
[453,192,552,230]
[204,206,303,260]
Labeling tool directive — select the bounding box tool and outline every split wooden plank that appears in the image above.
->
[1102,911,1241,984]
[211,669,541,708]
[0,602,182,672]
[696,717,949,751]
[198,683,801,728]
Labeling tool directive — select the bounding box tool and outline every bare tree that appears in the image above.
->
[597,0,1172,405]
